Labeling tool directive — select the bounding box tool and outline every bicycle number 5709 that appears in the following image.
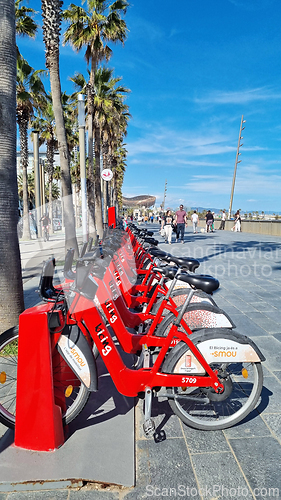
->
[181,377,197,384]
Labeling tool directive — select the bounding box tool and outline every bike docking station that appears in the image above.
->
[0,274,135,492]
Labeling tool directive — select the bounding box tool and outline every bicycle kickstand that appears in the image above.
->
[143,386,155,437]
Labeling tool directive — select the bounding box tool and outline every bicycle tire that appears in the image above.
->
[163,339,263,430]
[0,326,90,429]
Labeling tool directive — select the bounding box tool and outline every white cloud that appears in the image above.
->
[194,87,281,105]
[184,167,281,196]
[127,124,266,162]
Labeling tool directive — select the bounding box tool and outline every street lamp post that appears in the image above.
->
[228,115,246,219]
[163,180,167,212]
[33,130,41,237]
[78,94,88,241]
[39,158,46,217]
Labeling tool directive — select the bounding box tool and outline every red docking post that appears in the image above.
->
[108,206,116,228]
[14,304,65,451]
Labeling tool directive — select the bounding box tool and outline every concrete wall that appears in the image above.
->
[212,219,281,236]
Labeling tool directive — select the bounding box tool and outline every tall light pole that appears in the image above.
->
[228,115,246,219]
[163,180,167,212]
[78,94,88,241]
[33,130,41,237]
[39,158,46,216]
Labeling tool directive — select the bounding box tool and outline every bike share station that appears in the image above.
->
[0,207,135,492]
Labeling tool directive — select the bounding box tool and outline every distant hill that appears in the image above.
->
[190,206,221,213]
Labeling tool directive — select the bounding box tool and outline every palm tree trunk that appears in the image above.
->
[48,62,78,255]
[0,0,24,331]
[42,0,78,255]
[94,127,103,238]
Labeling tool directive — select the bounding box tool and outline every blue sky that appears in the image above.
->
[18,0,281,212]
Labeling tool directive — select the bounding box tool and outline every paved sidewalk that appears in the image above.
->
[0,225,280,499]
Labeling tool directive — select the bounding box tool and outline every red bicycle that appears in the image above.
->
[0,252,264,434]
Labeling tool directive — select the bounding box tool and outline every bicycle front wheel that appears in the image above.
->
[0,326,90,429]
[164,342,263,430]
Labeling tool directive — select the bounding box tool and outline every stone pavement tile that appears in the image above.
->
[191,451,250,499]
[180,427,230,454]
[216,305,242,318]
[260,377,281,414]
[273,333,281,342]
[69,489,120,499]
[8,491,69,500]
[252,302,279,313]
[243,293,266,305]
[223,411,271,439]
[132,438,198,499]
[252,337,281,371]
[273,371,281,382]
[263,310,281,324]
[261,414,281,441]
[245,312,281,334]
[229,437,281,494]
[226,299,257,313]
[228,314,268,337]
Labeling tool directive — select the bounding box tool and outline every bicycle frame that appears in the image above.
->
[63,293,225,397]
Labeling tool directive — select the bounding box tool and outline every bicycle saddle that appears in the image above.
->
[148,248,170,258]
[152,266,179,279]
[165,256,200,272]
[176,274,219,294]
[143,237,158,246]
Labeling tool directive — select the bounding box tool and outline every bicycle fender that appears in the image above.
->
[183,304,236,329]
[163,328,265,375]
[158,305,236,334]
[57,325,98,391]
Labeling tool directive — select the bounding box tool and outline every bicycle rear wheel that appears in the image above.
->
[0,326,90,429]
[164,341,263,430]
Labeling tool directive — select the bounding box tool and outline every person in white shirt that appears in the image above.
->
[191,210,199,233]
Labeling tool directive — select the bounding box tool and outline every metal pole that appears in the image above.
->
[163,180,167,212]
[33,131,41,237]
[78,94,88,241]
[228,115,246,219]
[40,159,46,216]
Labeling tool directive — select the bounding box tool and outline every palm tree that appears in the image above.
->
[16,54,46,239]
[41,0,78,255]
[17,172,35,205]
[0,0,24,331]
[15,0,37,45]
[63,0,129,236]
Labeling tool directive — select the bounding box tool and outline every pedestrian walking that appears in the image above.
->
[175,204,187,243]
[205,210,214,232]
[191,210,199,233]
[161,209,173,244]
[234,211,241,232]
[211,212,215,231]
[219,210,226,230]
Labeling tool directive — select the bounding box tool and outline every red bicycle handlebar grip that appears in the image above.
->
[14,304,64,451]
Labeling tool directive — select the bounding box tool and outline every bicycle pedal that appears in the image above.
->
[143,418,155,437]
